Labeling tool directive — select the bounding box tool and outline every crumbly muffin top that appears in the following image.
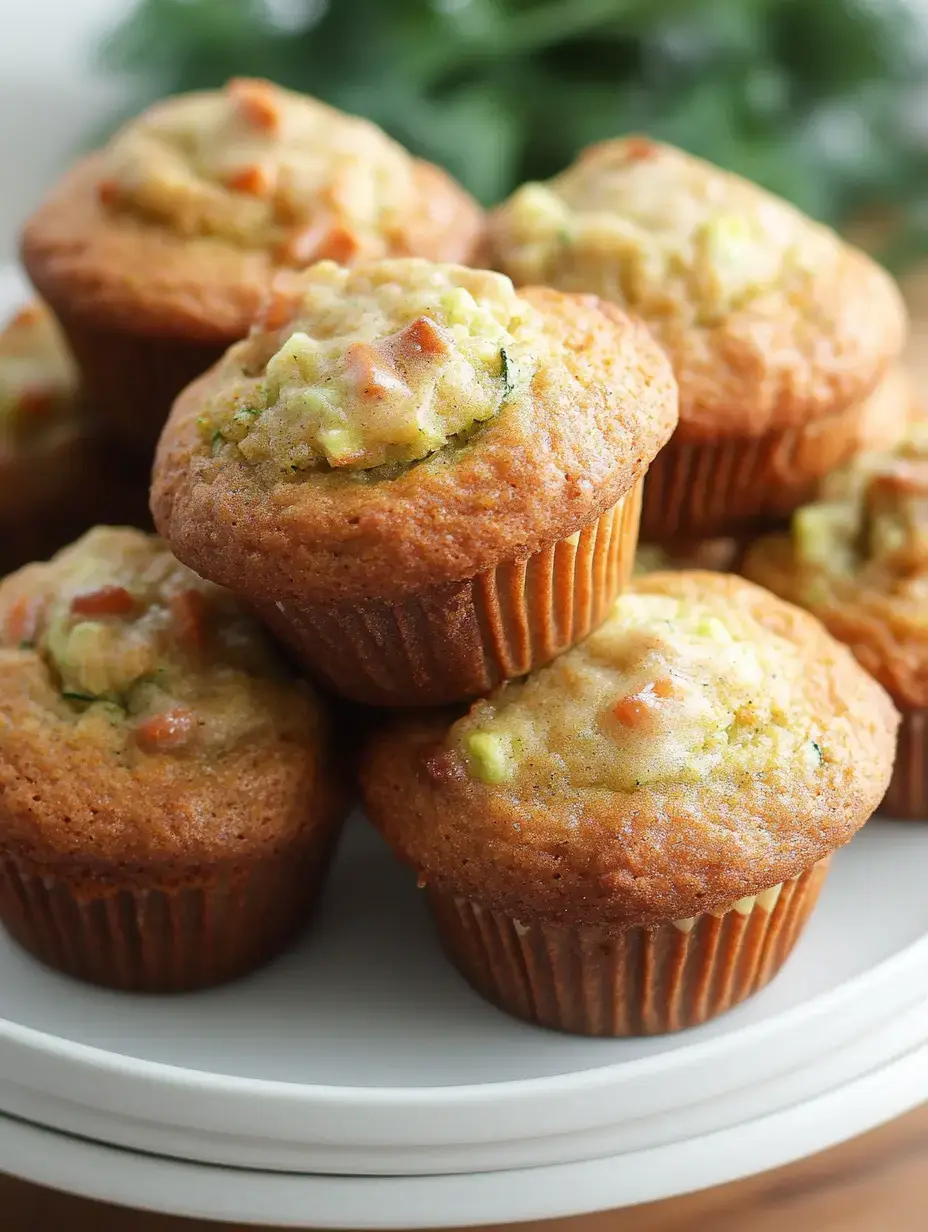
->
[453,586,828,794]
[363,572,897,926]
[0,300,79,447]
[201,260,550,471]
[745,422,928,707]
[99,79,419,262]
[489,138,906,438]
[0,526,314,761]
[492,137,833,326]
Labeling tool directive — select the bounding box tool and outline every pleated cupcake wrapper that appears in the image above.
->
[54,312,226,455]
[880,708,928,820]
[641,406,864,542]
[0,824,339,992]
[253,479,643,707]
[429,859,830,1037]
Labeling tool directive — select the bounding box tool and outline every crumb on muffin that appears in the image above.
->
[0,526,308,761]
[0,300,79,448]
[199,260,551,471]
[99,78,427,263]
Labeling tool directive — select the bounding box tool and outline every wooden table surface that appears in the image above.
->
[4,1101,928,1231]
[4,274,928,1232]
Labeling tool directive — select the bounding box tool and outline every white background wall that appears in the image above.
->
[0,0,131,259]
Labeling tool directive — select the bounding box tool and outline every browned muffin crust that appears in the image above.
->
[362,572,897,928]
[152,286,677,604]
[22,155,483,348]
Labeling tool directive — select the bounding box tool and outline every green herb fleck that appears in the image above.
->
[196,416,209,431]
[210,428,225,455]
[62,689,101,704]
[238,406,261,417]
[500,347,514,400]
[812,741,823,764]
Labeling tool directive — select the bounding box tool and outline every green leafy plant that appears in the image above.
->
[101,0,928,265]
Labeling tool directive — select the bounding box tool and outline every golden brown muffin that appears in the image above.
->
[488,138,908,539]
[152,258,677,706]
[0,526,344,990]
[0,300,150,573]
[744,422,928,819]
[363,572,897,1036]
[21,78,484,453]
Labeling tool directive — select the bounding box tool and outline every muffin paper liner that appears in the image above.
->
[641,405,864,541]
[252,479,643,707]
[54,312,226,455]
[880,708,928,820]
[0,823,340,992]
[428,859,830,1036]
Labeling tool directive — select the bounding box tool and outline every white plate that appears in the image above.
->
[3,1012,928,1229]
[2,817,928,1178]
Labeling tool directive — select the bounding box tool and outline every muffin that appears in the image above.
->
[0,299,149,573]
[152,258,677,707]
[363,572,897,1036]
[21,78,484,452]
[0,527,343,991]
[488,138,908,540]
[744,424,928,819]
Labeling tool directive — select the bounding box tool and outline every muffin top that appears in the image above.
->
[21,81,483,340]
[489,138,906,440]
[744,422,928,708]
[201,260,548,471]
[103,79,430,262]
[363,572,897,927]
[0,300,80,452]
[0,527,333,875]
[153,258,677,601]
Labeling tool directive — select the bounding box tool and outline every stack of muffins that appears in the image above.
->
[0,81,909,1038]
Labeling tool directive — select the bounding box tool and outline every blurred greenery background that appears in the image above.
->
[103,0,928,267]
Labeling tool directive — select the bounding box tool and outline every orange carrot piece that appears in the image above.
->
[280,220,361,266]
[226,163,275,197]
[71,585,135,618]
[394,316,449,360]
[229,78,279,131]
[135,707,196,753]
[346,342,411,400]
[170,589,208,651]
[650,676,678,699]
[4,594,43,646]
[611,694,652,727]
[625,137,657,161]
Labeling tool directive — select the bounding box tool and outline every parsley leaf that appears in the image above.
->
[500,347,515,400]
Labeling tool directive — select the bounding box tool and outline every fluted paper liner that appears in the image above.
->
[55,312,225,455]
[253,479,643,707]
[429,859,830,1036]
[0,824,339,992]
[641,405,864,541]
[880,708,928,820]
